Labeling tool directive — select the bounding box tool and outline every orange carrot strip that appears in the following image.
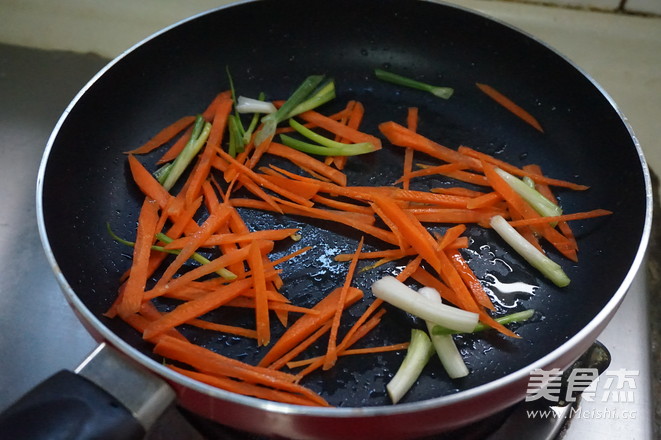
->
[397,255,424,283]
[186,318,258,339]
[213,148,315,208]
[466,191,503,209]
[378,121,482,170]
[335,248,410,262]
[311,194,373,215]
[168,365,323,406]
[248,240,271,346]
[153,336,329,406]
[127,155,171,208]
[430,187,486,198]
[440,169,490,187]
[406,106,419,133]
[120,302,188,343]
[126,116,196,155]
[335,100,366,170]
[446,249,495,311]
[288,341,410,370]
[117,198,160,318]
[142,278,254,340]
[407,207,496,225]
[324,237,364,370]
[259,286,364,368]
[258,173,321,200]
[508,209,612,228]
[393,188,472,208]
[266,142,347,186]
[156,206,232,287]
[226,297,319,316]
[143,241,274,301]
[333,343,410,357]
[437,224,467,250]
[164,228,300,249]
[371,196,443,274]
[475,82,544,133]
[231,198,397,245]
[268,323,332,371]
[401,107,418,190]
[396,162,466,183]
[458,145,589,191]
[294,309,387,379]
[370,200,409,251]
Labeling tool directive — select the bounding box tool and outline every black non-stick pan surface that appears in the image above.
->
[40,0,649,415]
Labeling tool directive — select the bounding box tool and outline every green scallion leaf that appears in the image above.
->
[375,68,454,99]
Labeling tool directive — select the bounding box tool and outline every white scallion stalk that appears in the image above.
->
[235,96,277,114]
[418,287,469,379]
[494,167,562,218]
[490,215,570,287]
[371,276,479,333]
[386,329,434,404]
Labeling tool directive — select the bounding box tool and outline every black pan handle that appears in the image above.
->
[0,343,176,440]
[0,370,144,440]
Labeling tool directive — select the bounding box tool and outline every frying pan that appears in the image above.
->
[7,0,653,438]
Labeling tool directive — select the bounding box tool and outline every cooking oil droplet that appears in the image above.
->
[484,273,538,309]
[484,273,537,295]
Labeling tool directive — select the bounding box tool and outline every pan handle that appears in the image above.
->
[0,343,176,440]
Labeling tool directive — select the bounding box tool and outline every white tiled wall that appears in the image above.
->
[626,0,661,14]
[490,0,661,14]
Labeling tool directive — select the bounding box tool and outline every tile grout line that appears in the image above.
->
[490,0,661,17]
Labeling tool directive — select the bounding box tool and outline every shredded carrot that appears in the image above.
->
[459,145,589,191]
[508,209,612,227]
[126,116,196,155]
[323,237,364,370]
[259,286,363,368]
[116,198,159,318]
[379,121,482,170]
[109,80,612,408]
[475,82,544,133]
[154,336,329,406]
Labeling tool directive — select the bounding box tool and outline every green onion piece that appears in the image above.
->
[106,223,236,280]
[490,215,570,287]
[242,92,267,145]
[254,75,326,146]
[386,329,435,404]
[286,80,336,118]
[280,134,376,157]
[419,287,469,379]
[160,115,211,191]
[432,309,536,336]
[371,276,479,333]
[375,68,454,99]
[152,163,173,182]
[494,167,562,219]
[522,176,536,189]
[228,114,245,157]
[283,118,377,156]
